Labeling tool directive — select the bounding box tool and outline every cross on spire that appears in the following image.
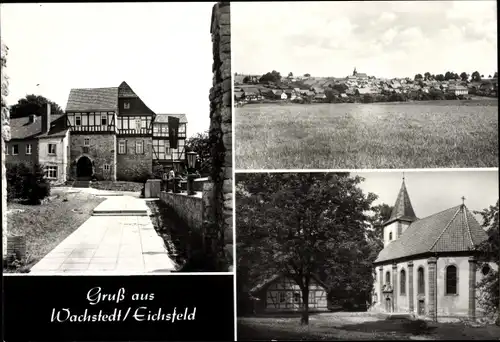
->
[461,196,466,205]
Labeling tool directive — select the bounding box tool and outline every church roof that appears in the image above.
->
[384,180,418,225]
[375,204,488,264]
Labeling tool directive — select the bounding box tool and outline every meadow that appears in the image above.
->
[235,100,498,169]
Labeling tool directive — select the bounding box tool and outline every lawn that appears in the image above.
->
[238,313,500,340]
[4,191,105,272]
[235,100,498,169]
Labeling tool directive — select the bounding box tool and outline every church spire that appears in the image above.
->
[353,67,357,76]
[385,176,418,225]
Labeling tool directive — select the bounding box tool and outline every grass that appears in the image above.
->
[237,313,500,340]
[90,181,143,192]
[4,191,105,272]
[235,100,498,169]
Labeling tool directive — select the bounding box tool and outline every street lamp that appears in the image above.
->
[186,151,198,196]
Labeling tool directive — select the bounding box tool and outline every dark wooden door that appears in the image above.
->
[418,299,425,315]
[385,298,391,312]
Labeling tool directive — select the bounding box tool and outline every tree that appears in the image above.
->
[288,72,293,78]
[10,94,64,119]
[435,74,445,82]
[365,204,393,267]
[243,76,250,84]
[471,71,482,82]
[460,72,469,82]
[424,72,431,81]
[414,74,423,81]
[236,173,377,325]
[474,200,499,325]
[304,73,311,77]
[185,131,211,177]
[259,70,281,84]
[494,72,498,78]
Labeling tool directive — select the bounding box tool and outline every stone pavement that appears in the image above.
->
[30,195,176,274]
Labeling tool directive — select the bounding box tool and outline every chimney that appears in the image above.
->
[28,114,37,123]
[42,103,51,134]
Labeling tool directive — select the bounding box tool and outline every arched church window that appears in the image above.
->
[389,232,393,241]
[417,267,425,294]
[482,265,491,276]
[385,271,391,284]
[445,265,457,295]
[400,269,406,295]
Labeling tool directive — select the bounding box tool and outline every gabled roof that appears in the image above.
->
[154,113,188,123]
[118,81,139,98]
[9,114,64,140]
[250,273,328,294]
[375,204,488,263]
[66,87,118,112]
[385,180,418,225]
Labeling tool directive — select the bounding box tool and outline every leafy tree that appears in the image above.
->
[304,73,311,77]
[185,131,211,177]
[10,94,63,119]
[243,76,250,84]
[236,173,377,325]
[474,200,499,325]
[488,75,492,78]
[460,72,469,82]
[424,72,431,81]
[259,70,281,84]
[288,72,293,77]
[435,74,445,81]
[414,74,423,81]
[494,72,498,78]
[471,71,482,82]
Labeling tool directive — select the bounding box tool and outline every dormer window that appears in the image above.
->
[124,102,130,109]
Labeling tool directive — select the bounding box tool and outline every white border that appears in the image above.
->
[3,272,235,276]
[234,167,499,173]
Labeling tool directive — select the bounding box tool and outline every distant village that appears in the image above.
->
[234,68,498,106]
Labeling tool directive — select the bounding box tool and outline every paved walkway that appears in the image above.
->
[30,194,176,274]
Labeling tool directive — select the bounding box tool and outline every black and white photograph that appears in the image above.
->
[232,1,498,170]
[1,2,233,274]
[236,170,499,340]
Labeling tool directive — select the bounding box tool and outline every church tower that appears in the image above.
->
[383,176,418,247]
[353,67,357,76]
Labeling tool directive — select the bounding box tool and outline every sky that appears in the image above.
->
[0,2,215,137]
[353,170,498,222]
[232,1,498,79]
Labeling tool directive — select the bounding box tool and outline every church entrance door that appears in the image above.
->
[418,299,425,316]
[385,298,392,312]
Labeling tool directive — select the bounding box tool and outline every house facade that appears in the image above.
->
[6,81,188,183]
[250,274,329,313]
[369,179,494,321]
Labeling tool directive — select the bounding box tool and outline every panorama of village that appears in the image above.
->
[234,69,498,105]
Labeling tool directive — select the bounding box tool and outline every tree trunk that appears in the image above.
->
[301,286,310,325]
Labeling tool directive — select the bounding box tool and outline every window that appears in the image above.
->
[293,292,301,303]
[445,265,457,295]
[26,144,32,155]
[482,265,491,276]
[136,140,144,154]
[385,271,391,285]
[389,232,393,241]
[84,138,90,146]
[135,118,142,130]
[417,267,425,295]
[48,144,56,155]
[118,141,126,154]
[12,144,19,155]
[75,114,81,126]
[104,164,110,171]
[400,269,406,295]
[101,114,107,126]
[45,165,57,179]
[124,102,130,109]
[279,292,286,303]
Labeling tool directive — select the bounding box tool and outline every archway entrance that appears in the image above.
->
[76,156,93,179]
[385,297,392,312]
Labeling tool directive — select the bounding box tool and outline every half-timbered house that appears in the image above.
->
[250,273,329,313]
[7,81,188,182]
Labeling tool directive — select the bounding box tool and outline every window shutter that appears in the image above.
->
[142,140,145,154]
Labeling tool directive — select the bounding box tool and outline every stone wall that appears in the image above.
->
[206,1,233,271]
[1,40,10,257]
[159,191,204,233]
[69,134,117,180]
[116,136,153,181]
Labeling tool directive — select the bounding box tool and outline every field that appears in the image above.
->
[235,100,498,169]
[238,312,500,340]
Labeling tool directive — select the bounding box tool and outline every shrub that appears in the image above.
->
[6,162,51,204]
